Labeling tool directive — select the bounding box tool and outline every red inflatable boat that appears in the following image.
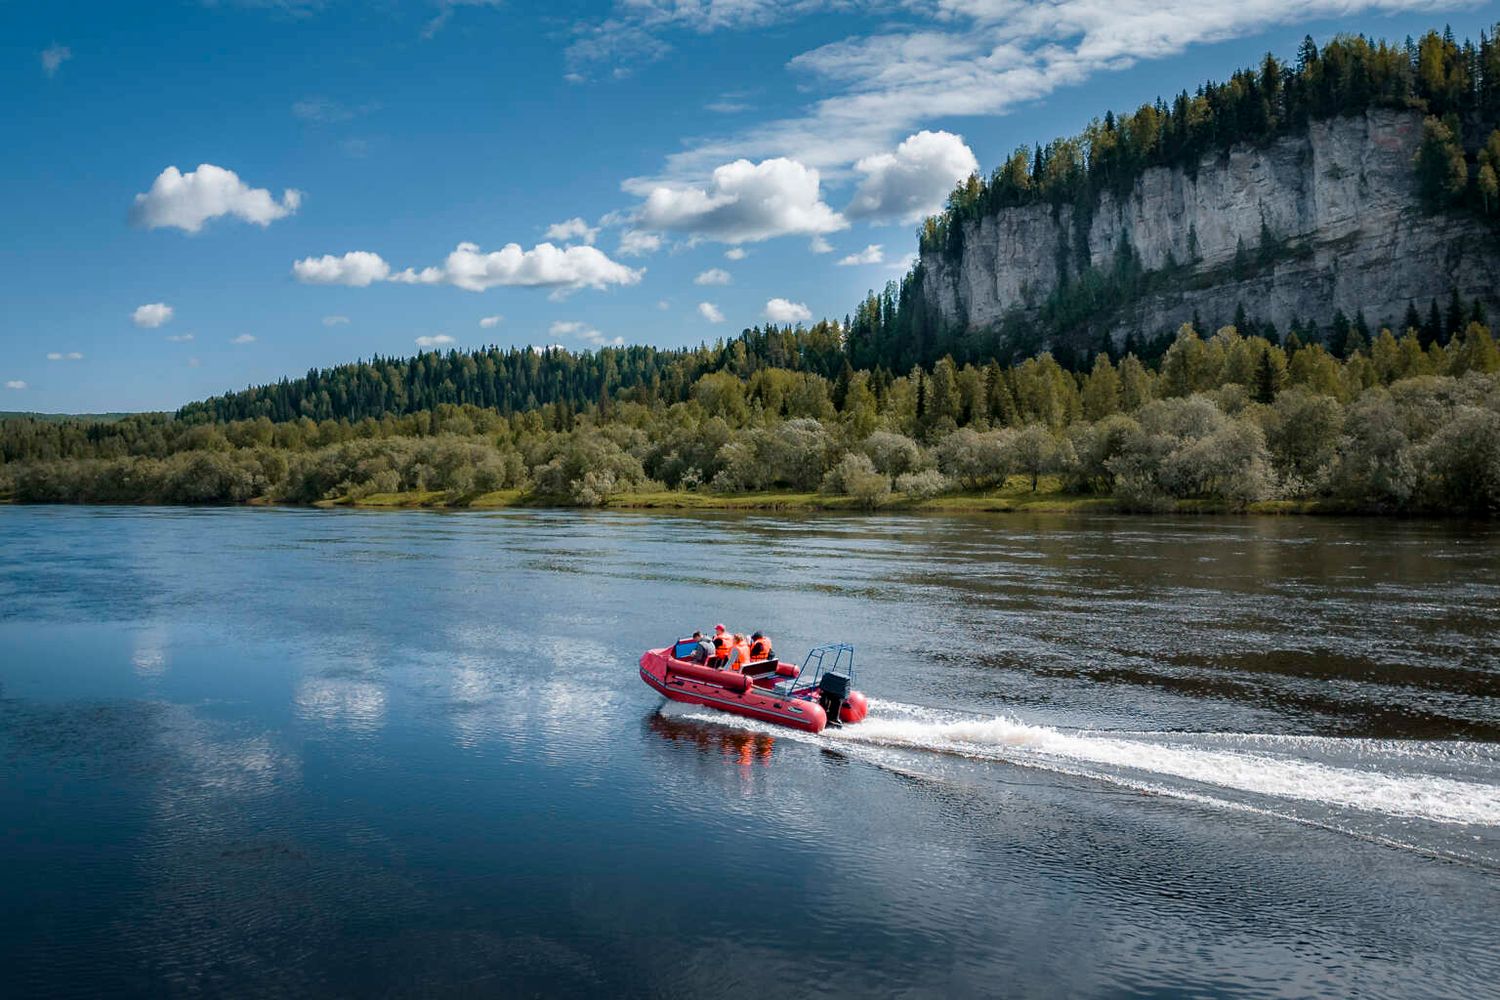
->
[639,640,869,734]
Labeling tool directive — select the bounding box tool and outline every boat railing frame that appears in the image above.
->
[783,642,855,698]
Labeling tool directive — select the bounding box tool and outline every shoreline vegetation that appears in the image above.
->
[303,482,1338,517]
[4,319,1497,517]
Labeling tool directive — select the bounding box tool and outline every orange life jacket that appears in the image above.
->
[734,641,751,670]
[712,634,730,665]
[749,636,771,660]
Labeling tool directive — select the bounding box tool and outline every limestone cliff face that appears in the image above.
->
[920,109,1500,343]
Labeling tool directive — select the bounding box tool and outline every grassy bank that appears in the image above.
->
[310,477,1355,516]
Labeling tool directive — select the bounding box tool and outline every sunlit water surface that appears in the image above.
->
[2,506,1498,998]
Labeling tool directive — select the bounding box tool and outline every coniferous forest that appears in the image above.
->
[4,27,1500,515]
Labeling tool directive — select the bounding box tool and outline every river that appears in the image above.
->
[2,506,1498,997]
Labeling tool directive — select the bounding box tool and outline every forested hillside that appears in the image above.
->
[852,27,1500,369]
[4,318,1498,513]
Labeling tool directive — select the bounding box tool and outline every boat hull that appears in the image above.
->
[639,648,834,733]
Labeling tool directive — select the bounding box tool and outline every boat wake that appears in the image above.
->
[658,698,1500,866]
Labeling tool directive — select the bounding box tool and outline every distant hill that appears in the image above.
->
[0,411,139,424]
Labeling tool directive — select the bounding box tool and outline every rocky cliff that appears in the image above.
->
[920,109,1500,345]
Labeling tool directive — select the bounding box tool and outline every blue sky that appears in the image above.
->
[4,0,1499,413]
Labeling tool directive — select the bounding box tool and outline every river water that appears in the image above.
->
[2,506,1498,998]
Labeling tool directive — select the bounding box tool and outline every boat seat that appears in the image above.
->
[742,658,779,678]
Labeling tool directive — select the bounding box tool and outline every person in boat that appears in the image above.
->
[686,631,714,664]
[749,632,773,662]
[710,624,732,667]
[722,634,750,672]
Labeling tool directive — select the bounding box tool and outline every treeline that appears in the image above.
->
[167,323,847,426]
[4,322,1498,513]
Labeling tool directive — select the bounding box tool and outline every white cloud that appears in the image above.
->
[618,229,663,256]
[847,131,978,223]
[837,244,885,265]
[809,235,833,253]
[165,333,195,343]
[46,351,84,361]
[231,334,257,344]
[187,357,202,368]
[544,217,600,245]
[292,97,377,123]
[764,298,812,324]
[415,334,456,348]
[422,0,506,39]
[698,302,725,323]
[630,156,846,244]
[131,163,301,233]
[656,299,671,310]
[694,267,731,286]
[566,1,829,78]
[5,380,27,390]
[479,315,504,328]
[133,302,174,328]
[322,315,351,326]
[293,251,392,286]
[387,242,643,293]
[41,44,71,77]
[550,320,623,347]
[724,247,748,261]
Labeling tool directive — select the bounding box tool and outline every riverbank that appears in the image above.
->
[309,478,1349,515]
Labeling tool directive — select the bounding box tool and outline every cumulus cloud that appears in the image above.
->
[293,251,392,286]
[387,242,643,293]
[322,315,350,326]
[550,320,623,347]
[231,334,257,344]
[694,267,731,286]
[41,44,71,77]
[5,380,27,390]
[618,229,663,256]
[724,247,748,261]
[415,334,456,348]
[631,156,845,244]
[133,302,173,328]
[131,163,301,233]
[837,244,884,265]
[165,333,195,342]
[46,352,84,361]
[847,131,978,222]
[764,298,812,324]
[544,217,599,245]
[698,302,725,323]
[187,357,201,368]
[656,299,671,310]
[479,315,504,328]
[809,235,833,253]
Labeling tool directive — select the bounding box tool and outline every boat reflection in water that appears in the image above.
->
[646,711,777,767]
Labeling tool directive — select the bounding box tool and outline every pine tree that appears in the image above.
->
[1445,289,1467,342]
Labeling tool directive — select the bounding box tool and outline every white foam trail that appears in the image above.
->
[840,712,1500,827]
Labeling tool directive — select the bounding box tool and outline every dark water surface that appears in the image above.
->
[2,506,1498,998]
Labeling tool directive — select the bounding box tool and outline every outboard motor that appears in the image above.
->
[818,671,851,729]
